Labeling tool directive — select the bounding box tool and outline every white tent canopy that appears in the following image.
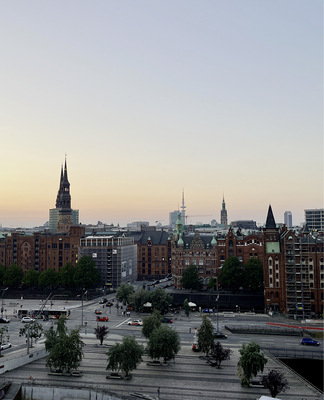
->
[188,302,196,307]
[143,302,152,307]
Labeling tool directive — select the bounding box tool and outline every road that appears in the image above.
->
[0,296,323,400]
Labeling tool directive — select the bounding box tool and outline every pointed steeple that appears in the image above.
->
[265,205,276,229]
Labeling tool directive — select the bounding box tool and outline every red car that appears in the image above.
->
[96,316,109,322]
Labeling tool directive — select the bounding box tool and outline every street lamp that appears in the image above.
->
[81,289,88,327]
[216,295,219,332]
[1,288,8,318]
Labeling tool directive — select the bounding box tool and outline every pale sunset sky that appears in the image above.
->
[0,1,323,228]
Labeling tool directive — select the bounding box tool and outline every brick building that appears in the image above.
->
[0,225,85,273]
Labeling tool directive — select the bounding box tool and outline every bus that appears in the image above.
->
[18,308,70,320]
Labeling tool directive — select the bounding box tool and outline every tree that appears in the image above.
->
[116,283,134,305]
[207,277,217,290]
[183,299,190,317]
[19,321,43,349]
[38,268,58,288]
[74,255,101,289]
[181,265,201,290]
[22,269,39,287]
[210,341,232,368]
[147,325,181,363]
[94,325,109,345]
[59,262,76,288]
[3,264,24,287]
[129,289,151,313]
[237,342,268,387]
[44,316,85,373]
[142,311,161,339]
[261,369,289,398]
[244,257,264,290]
[151,288,172,314]
[197,315,214,356]
[0,326,9,357]
[106,336,143,379]
[219,256,244,290]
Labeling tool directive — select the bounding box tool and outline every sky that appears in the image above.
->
[0,0,323,228]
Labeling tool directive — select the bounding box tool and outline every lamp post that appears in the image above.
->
[81,289,88,327]
[216,295,219,332]
[1,288,8,318]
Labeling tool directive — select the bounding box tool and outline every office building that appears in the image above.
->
[284,211,292,228]
[305,209,324,231]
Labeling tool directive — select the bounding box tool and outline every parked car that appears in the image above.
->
[95,309,102,314]
[192,342,199,352]
[0,343,11,350]
[99,298,108,304]
[161,317,173,323]
[106,302,114,307]
[127,320,143,326]
[300,338,320,346]
[213,331,227,339]
[203,308,214,313]
[96,316,109,322]
[21,317,35,323]
[0,318,9,323]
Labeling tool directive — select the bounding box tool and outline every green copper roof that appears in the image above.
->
[266,242,280,253]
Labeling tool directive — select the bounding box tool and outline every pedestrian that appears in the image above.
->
[157,387,160,399]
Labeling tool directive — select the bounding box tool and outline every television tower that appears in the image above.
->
[181,190,186,225]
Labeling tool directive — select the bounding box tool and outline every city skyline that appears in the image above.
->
[1,1,322,228]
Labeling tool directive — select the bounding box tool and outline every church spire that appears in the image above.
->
[265,204,276,229]
[220,194,228,227]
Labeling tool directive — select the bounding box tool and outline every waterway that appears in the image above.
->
[280,358,323,393]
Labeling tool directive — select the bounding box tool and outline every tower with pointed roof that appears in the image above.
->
[220,195,228,227]
[49,158,79,233]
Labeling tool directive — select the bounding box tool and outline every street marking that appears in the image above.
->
[116,318,130,328]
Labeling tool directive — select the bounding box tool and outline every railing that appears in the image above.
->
[263,346,323,360]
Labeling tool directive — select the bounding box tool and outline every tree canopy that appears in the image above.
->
[116,283,134,305]
[44,316,85,373]
[210,341,232,368]
[3,264,24,287]
[219,256,244,289]
[146,325,181,363]
[94,325,109,345]
[181,265,201,290]
[106,336,143,378]
[73,255,101,289]
[19,321,43,349]
[142,311,161,339]
[261,369,289,398]
[197,315,214,356]
[244,257,264,290]
[237,342,268,387]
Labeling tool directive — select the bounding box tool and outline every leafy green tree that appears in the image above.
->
[22,269,39,287]
[237,342,268,387]
[0,326,9,357]
[181,265,201,290]
[39,268,58,288]
[142,311,161,339]
[261,369,289,398]
[116,283,134,305]
[207,277,217,290]
[151,288,172,314]
[210,341,232,369]
[219,256,244,289]
[59,262,76,288]
[197,315,214,356]
[74,255,101,289]
[44,316,85,373]
[94,325,109,345]
[0,265,5,286]
[244,257,264,290]
[3,264,24,287]
[147,325,181,363]
[129,289,151,313]
[183,299,190,317]
[106,336,143,379]
[19,321,43,349]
